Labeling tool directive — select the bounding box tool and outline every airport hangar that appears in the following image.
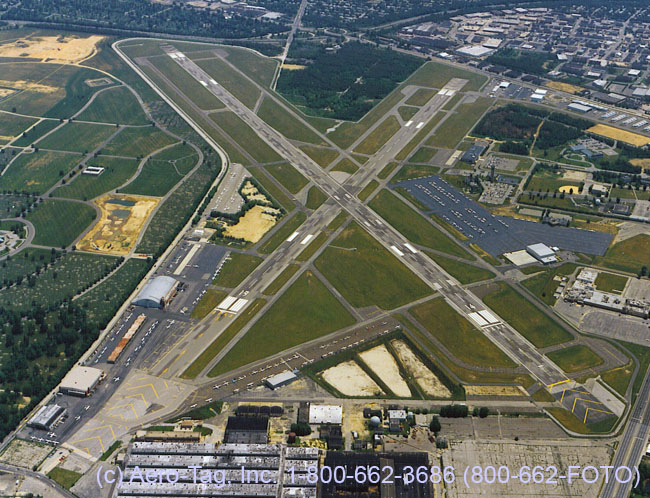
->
[394,175,613,257]
[132,275,178,309]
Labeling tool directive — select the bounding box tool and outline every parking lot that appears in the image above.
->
[395,175,613,256]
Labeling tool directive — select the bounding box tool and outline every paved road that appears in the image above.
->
[0,463,76,498]
[159,46,569,388]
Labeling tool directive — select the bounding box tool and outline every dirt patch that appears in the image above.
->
[241,181,269,202]
[321,361,384,397]
[391,340,451,398]
[465,385,526,396]
[631,158,650,173]
[545,81,583,94]
[77,194,159,255]
[0,89,15,98]
[0,35,104,63]
[559,185,580,193]
[281,64,306,70]
[359,345,411,397]
[222,205,280,243]
[563,170,588,181]
[0,79,58,94]
[587,124,650,147]
[0,439,52,469]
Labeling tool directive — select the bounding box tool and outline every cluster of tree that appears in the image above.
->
[536,121,582,150]
[277,41,422,121]
[290,423,311,436]
[595,157,642,174]
[487,48,555,76]
[548,112,593,130]
[474,104,543,141]
[439,404,469,418]
[500,141,529,155]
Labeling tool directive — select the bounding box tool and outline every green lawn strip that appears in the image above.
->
[546,407,617,434]
[531,388,556,402]
[404,61,487,92]
[315,221,431,310]
[101,126,177,158]
[121,147,194,197]
[396,112,446,161]
[257,96,324,145]
[167,401,223,422]
[358,180,379,201]
[38,121,116,153]
[300,145,339,168]
[193,56,260,110]
[213,252,262,288]
[55,157,139,200]
[262,264,300,295]
[405,88,436,106]
[398,106,419,121]
[426,98,493,148]
[521,263,578,305]
[212,111,281,163]
[296,232,328,262]
[409,298,517,369]
[442,94,463,111]
[12,119,59,147]
[390,164,440,184]
[0,112,37,141]
[248,168,295,211]
[27,199,96,247]
[305,186,327,210]
[327,212,348,231]
[210,271,356,376]
[191,289,228,319]
[482,282,573,348]
[305,115,340,134]
[47,468,82,489]
[257,211,306,254]
[99,440,122,462]
[425,251,494,284]
[588,361,633,398]
[594,272,628,294]
[331,157,359,174]
[409,146,437,163]
[264,163,309,195]
[353,115,400,155]
[595,234,650,275]
[617,341,650,402]
[1,150,80,194]
[182,299,266,379]
[469,243,501,266]
[369,189,470,258]
[77,86,149,125]
[377,161,399,180]
[222,46,278,88]
[546,345,603,374]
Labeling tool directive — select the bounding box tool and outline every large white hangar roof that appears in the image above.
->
[132,276,177,308]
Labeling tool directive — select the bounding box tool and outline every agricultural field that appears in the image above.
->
[55,156,140,200]
[26,199,96,247]
[38,121,116,153]
[0,150,80,194]
[100,126,178,158]
[315,221,431,309]
[587,124,650,147]
[76,85,150,125]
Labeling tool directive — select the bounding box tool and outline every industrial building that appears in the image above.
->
[567,102,592,113]
[526,243,557,264]
[461,143,487,164]
[265,370,297,390]
[132,276,178,308]
[59,366,104,396]
[224,416,269,444]
[28,404,66,430]
[308,404,343,425]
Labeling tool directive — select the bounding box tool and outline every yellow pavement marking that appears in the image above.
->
[161,350,186,375]
[572,397,606,413]
[125,392,148,404]
[547,380,570,388]
[127,383,159,399]
[71,435,105,453]
[583,407,614,423]
[198,333,203,338]
[107,402,139,419]
[81,424,117,440]
[164,380,169,389]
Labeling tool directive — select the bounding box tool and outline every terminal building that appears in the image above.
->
[28,404,66,431]
[59,366,104,397]
[132,276,178,309]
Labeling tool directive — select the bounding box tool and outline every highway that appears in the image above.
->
[160,46,570,388]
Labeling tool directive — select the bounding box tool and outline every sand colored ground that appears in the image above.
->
[563,170,588,181]
[240,181,268,202]
[391,340,451,398]
[321,361,384,397]
[281,64,307,70]
[0,35,104,63]
[545,81,583,94]
[0,89,15,98]
[464,385,526,396]
[559,185,580,193]
[631,158,650,173]
[78,194,159,255]
[223,205,280,243]
[0,79,58,94]
[359,345,411,397]
[587,124,650,147]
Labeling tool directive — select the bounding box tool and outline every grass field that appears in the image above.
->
[426,98,493,148]
[47,467,82,489]
[331,157,359,174]
[27,199,96,247]
[191,289,228,319]
[76,85,149,125]
[526,168,581,192]
[182,298,266,379]
[257,97,324,145]
[0,112,37,143]
[101,126,177,158]
[263,264,300,295]
[426,252,494,284]
[300,145,339,168]
[55,156,139,200]
[403,61,487,92]
[315,221,431,310]
[224,47,278,88]
[257,211,306,254]
[264,163,308,194]
[390,164,440,183]
[38,121,116,153]
[1,150,80,194]
[600,362,633,397]
[378,161,399,180]
[409,298,516,368]
[358,180,379,201]
[213,252,262,288]
[405,88,436,106]
[409,146,437,163]
[208,271,356,376]
[596,234,650,274]
[482,282,573,348]
[354,116,400,155]
[522,263,578,306]
[194,55,261,110]
[369,189,470,258]
[396,113,446,161]
[305,186,327,209]
[212,111,281,163]
[547,345,603,373]
[11,119,59,147]
[587,123,650,147]
[296,232,329,262]
[594,272,628,294]
[398,106,419,121]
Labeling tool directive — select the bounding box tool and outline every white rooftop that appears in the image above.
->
[308,404,342,425]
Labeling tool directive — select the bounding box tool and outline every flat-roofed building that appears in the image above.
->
[308,404,342,425]
[59,366,103,396]
[526,243,557,264]
[265,370,297,390]
[28,404,66,430]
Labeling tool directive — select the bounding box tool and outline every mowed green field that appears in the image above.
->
[426,252,494,284]
[482,282,573,348]
[331,157,358,174]
[405,88,436,106]
[223,47,278,88]
[257,211,306,254]
[315,221,431,310]
[264,163,309,194]
[38,122,117,153]
[426,98,493,148]
[390,164,440,183]
[213,252,263,288]
[11,119,60,147]
[76,86,150,125]
[55,156,139,200]
[409,297,516,368]
[398,106,419,121]
[26,199,97,247]
[257,97,324,145]
[212,111,281,163]
[0,112,37,144]
[101,126,178,158]
[194,55,261,110]
[209,271,356,376]
[0,150,80,194]
[305,186,327,209]
[354,115,400,155]
[300,145,339,168]
[369,190,470,258]
[596,234,650,274]
[547,345,603,374]
[403,61,487,92]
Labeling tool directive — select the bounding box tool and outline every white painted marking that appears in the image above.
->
[286,231,300,242]
[334,195,340,200]
[390,245,405,257]
[168,53,178,59]
[364,221,371,227]
[432,283,442,291]
[300,234,314,245]
[375,219,383,225]
[210,79,217,85]
[405,120,413,127]
[200,81,208,86]
[416,122,424,129]
[478,309,500,324]
[468,312,489,327]
[217,296,237,311]
[228,298,248,313]
[173,244,200,275]
[404,243,418,254]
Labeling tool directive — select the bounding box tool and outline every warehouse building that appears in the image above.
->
[132,276,178,308]
[224,416,269,444]
[28,404,66,431]
[265,370,297,390]
[526,243,557,264]
[59,366,104,396]
[309,404,343,425]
